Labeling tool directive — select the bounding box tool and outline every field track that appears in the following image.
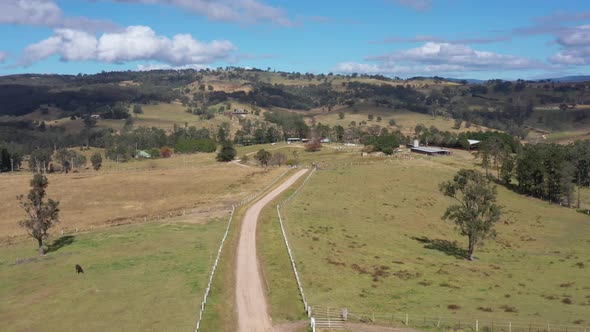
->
[235,169,308,332]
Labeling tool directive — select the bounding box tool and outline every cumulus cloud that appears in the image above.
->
[0,0,117,32]
[0,51,8,63]
[550,25,590,65]
[20,26,236,66]
[108,0,292,26]
[334,42,543,75]
[370,42,537,69]
[137,63,211,71]
[370,35,510,45]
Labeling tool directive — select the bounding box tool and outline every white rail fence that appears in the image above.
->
[309,305,590,332]
[194,168,290,332]
[275,167,317,321]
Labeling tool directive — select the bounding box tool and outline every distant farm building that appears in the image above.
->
[467,139,481,149]
[410,146,451,156]
[90,114,101,119]
[321,138,331,143]
[232,109,248,115]
[287,138,302,143]
[135,150,151,159]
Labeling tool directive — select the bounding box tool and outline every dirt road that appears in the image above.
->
[235,169,309,332]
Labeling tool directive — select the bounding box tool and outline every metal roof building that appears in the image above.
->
[410,146,451,156]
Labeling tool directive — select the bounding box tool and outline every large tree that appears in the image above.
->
[439,169,501,261]
[216,141,236,162]
[18,174,60,256]
[256,149,272,167]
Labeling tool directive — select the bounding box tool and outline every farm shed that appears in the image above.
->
[467,139,481,149]
[410,146,451,156]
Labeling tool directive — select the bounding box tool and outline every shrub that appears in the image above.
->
[305,139,322,152]
[160,147,172,158]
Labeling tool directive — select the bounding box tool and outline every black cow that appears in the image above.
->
[75,264,84,274]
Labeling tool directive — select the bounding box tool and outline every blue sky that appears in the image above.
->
[1,0,590,79]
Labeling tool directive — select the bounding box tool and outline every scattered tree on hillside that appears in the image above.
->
[305,138,322,152]
[216,141,236,162]
[271,152,287,166]
[91,152,102,171]
[1,148,11,172]
[338,112,345,120]
[256,149,272,167]
[133,104,143,114]
[83,115,97,128]
[18,174,60,256]
[439,169,501,261]
[388,119,396,126]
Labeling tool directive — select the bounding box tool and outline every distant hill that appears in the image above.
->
[444,77,485,84]
[544,75,590,83]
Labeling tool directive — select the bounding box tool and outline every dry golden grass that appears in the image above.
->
[309,103,489,136]
[0,162,284,238]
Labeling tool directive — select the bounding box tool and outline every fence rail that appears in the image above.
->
[276,167,317,320]
[310,305,590,332]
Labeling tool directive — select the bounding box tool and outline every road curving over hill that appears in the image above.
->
[235,169,309,332]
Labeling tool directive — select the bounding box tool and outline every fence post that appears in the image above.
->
[476,320,479,332]
[509,322,512,332]
[406,313,409,326]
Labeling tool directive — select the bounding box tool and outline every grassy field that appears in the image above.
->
[261,151,590,325]
[0,218,227,332]
[49,101,264,135]
[0,157,283,239]
[308,104,489,137]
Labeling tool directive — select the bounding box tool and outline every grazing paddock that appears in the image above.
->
[0,162,284,239]
[0,219,227,332]
[307,104,489,136]
[262,156,590,325]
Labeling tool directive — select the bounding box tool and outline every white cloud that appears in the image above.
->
[550,25,590,65]
[137,63,211,71]
[21,26,236,66]
[369,42,538,70]
[334,42,544,76]
[0,0,117,32]
[0,51,7,63]
[109,0,292,26]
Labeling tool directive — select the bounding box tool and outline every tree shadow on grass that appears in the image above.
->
[47,235,75,253]
[412,236,468,260]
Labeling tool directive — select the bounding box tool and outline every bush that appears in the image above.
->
[382,147,394,155]
[305,139,322,152]
[90,152,102,171]
[161,147,172,158]
[148,148,161,159]
[240,155,249,164]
